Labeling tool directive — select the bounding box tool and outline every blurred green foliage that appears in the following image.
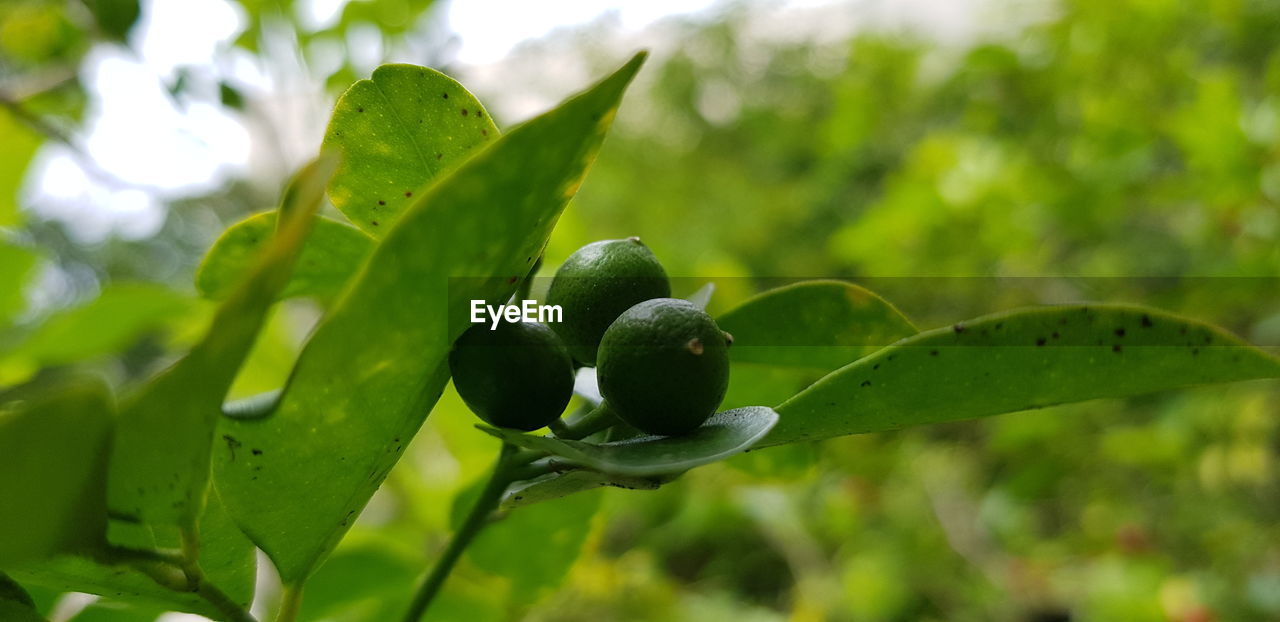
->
[2,0,1280,620]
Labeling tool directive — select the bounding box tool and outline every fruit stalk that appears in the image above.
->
[553,402,620,440]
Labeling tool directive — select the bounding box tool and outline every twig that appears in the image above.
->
[401,443,520,622]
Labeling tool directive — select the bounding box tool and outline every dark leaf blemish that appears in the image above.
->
[929,349,939,357]
[1140,315,1153,328]
[860,380,871,387]
[1115,328,1126,337]
[1036,338,1047,346]
[1112,345,1122,353]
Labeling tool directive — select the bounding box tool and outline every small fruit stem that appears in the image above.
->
[401,442,520,622]
[547,418,572,437]
[274,584,304,622]
[554,402,619,440]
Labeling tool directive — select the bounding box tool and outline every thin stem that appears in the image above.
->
[179,526,203,589]
[401,443,519,622]
[547,418,571,437]
[196,578,258,622]
[274,585,304,622]
[554,402,619,441]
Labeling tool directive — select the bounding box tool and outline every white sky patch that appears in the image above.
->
[137,0,244,75]
[446,0,719,65]
[22,0,993,242]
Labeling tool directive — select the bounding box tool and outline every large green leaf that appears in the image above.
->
[13,494,256,618]
[106,158,333,529]
[0,375,113,567]
[481,406,779,477]
[716,280,917,371]
[766,304,1280,446]
[321,64,499,235]
[213,53,647,584]
[195,212,373,303]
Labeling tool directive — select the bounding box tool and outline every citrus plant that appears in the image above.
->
[2,51,1279,622]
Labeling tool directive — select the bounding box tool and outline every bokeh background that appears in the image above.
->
[3,0,1280,620]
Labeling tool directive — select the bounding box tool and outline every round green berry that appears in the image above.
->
[448,321,574,431]
[546,237,670,366]
[596,298,730,436]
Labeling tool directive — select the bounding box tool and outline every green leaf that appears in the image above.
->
[766,304,1280,446]
[469,489,600,601]
[321,64,499,235]
[0,375,113,567]
[0,600,45,622]
[106,157,333,529]
[213,53,647,584]
[0,573,43,622]
[14,494,256,617]
[716,280,917,371]
[0,241,36,326]
[195,212,373,303]
[297,546,418,621]
[481,406,780,477]
[501,469,662,511]
[82,0,140,41]
[0,108,41,228]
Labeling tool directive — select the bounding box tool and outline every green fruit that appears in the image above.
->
[449,321,574,431]
[597,298,730,436]
[546,237,670,365]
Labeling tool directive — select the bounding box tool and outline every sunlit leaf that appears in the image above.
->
[196,212,373,303]
[482,406,779,477]
[213,53,647,584]
[0,109,40,228]
[322,64,499,235]
[766,305,1280,446]
[106,157,333,529]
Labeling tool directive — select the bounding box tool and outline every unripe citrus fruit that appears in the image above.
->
[597,298,730,436]
[449,320,574,431]
[546,238,670,366]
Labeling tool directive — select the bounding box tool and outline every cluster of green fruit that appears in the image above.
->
[449,238,732,437]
